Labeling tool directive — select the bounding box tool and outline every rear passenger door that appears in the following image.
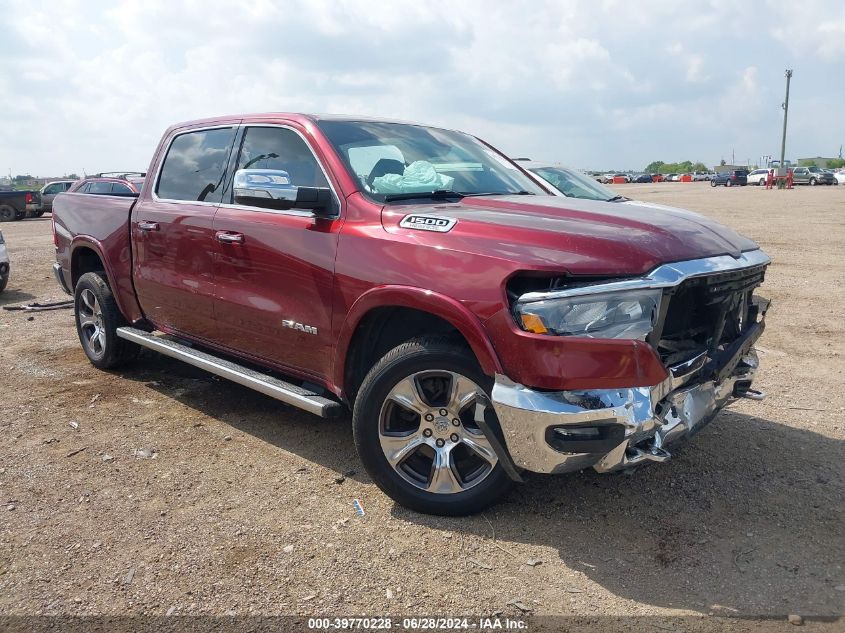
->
[131,126,238,341]
[211,124,342,379]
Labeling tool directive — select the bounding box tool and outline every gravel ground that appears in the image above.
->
[0,184,843,630]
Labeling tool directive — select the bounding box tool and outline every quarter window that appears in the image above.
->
[112,183,133,195]
[231,126,329,206]
[156,127,236,202]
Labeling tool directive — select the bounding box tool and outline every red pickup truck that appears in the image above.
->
[52,113,770,515]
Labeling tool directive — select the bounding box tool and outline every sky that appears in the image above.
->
[1,0,844,177]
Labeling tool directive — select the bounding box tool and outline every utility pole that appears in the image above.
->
[780,69,793,169]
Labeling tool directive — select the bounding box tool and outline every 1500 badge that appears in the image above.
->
[399,214,457,233]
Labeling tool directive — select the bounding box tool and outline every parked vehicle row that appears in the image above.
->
[51,113,771,515]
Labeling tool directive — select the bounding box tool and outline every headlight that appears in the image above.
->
[515,288,662,340]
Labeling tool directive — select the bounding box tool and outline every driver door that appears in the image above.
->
[212,124,343,380]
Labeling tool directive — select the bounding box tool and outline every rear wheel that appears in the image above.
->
[74,272,138,369]
[726,179,733,187]
[809,178,817,186]
[353,336,514,515]
[758,178,766,186]
[0,205,15,222]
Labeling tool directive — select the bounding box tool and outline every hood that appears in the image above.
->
[382,195,758,277]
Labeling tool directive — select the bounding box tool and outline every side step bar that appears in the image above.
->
[116,327,343,418]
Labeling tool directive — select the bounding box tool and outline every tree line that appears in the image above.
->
[644,160,710,174]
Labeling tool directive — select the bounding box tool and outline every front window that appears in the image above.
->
[529,166,619,202]
[317,120,544,201]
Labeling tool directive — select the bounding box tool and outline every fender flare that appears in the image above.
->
[69,236,142,322]
[331,285,503,396]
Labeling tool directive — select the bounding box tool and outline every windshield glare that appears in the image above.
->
[529,166,618,201]
[317,120,545,201]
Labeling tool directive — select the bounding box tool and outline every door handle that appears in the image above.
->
[138,221,159,231]
[216,231,244,244]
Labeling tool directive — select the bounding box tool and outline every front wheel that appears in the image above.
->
[353,337,514,515]
[809,178,817,186]
[710,179,717,187]
[74,272,138,369]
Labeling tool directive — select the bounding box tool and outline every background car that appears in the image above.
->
[633,173,653,183]
[514,160,626,202]
[34,180,76,215]
[711,170,749,186]
[0,189,38,222]
[692,171,712,181]
[834,170,845,185]
[0,229,9,292]
[69,172,146,195]
[791,166,835,186]
[747,169,771,186]
[664,173,678,181]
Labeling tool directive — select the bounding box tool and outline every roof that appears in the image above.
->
[165,112,456,134]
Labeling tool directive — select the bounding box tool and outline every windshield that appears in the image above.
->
[317,120,544,201]
[529,166,619,201]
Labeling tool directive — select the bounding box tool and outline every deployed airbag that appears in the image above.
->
[371,161,454,194]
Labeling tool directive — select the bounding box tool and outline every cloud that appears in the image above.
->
[0,0,842,176]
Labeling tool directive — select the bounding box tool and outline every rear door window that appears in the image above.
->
[156,127,236,202]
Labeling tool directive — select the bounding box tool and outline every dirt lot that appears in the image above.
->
[0,183,843,629]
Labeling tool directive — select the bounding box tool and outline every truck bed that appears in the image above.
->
[52,192,142,322]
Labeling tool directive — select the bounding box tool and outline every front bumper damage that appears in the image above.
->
[492,340,765,476]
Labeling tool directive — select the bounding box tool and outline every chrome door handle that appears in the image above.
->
[138,221,159,231]
[216,231,244,244]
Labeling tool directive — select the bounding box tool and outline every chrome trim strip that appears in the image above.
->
[150,123,341,216]
[116,327,341,418]
[516,249,771,304]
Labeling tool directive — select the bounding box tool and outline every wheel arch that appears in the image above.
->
[69,238,138,322]
[333,286,503,405]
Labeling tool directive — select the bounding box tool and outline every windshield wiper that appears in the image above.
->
[606,195,630,202]
[381,190,537,202]
[382,190,466,202]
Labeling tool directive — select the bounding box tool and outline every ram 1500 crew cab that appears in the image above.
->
[52,113,770,515]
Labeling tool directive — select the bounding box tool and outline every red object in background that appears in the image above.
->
[787,169,794,189]
[765,170,774,189]
[680,174,692,182]
[25,192,32,204]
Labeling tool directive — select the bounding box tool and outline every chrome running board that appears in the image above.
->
[116,327,343,418]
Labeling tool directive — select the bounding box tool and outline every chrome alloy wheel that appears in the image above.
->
[78,288,106,357]
[378,370,498,494]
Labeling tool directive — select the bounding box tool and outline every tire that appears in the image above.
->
[34,210,45,218]
[74,271,138,369]
[758,178,766,186]
[0,205,15,222]
[352,336,514,515]
[710,180,717,187]
[0,272,7,293]
[726,179,732,187]
[809,178,817,186]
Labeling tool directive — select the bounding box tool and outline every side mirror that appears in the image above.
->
[233,169,336,216]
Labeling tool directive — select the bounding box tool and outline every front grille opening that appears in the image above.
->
[656,265,766,366]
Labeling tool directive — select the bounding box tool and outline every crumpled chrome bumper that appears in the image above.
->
[491,351,760,475]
